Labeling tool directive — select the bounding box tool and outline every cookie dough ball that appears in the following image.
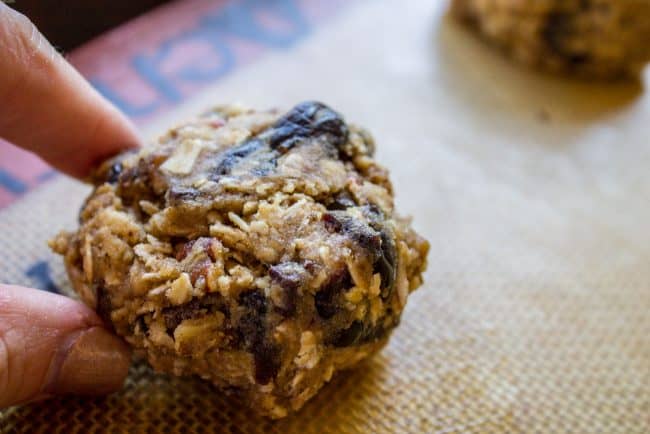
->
[451,0,650,79]
[51,101,429,418]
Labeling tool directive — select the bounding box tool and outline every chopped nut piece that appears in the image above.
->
[167,273,193,305]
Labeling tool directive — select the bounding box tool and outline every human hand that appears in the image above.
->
[0,4,141,408]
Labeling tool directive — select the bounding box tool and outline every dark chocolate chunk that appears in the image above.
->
[269,262,306,316]
[248,149,279,177]
[106,163,123,184]
[330,320,389,348]
[163,293,224,333]
[269,263,304,289]
[236,290,268,349]
[332,320,364,347]
[95,284,112,325]
[117,157,167,205]
[314,290,337,320]
[542,12,590,65]
[314,268,352,319]
[350,224,381,252]
[208,101,347,181]
[323,210,396,298]
[236,291,281,384]
[326,191,357,211]
[361,204,384,225]
[163,298,206,332]
[210,139,279,179]
[566,53,590,66]
[213,139,265,177]
[375,229,397,299]
[135,315,149,335]
[239,290,267,315]
[361,323,390,344]
[323,211,382,254]
[265,101,348,153]
[357,206,397,298]
[253,343,281,385]
[542,13,569,55]
[167,186,200,203]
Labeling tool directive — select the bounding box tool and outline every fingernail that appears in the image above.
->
[46,327,131,396]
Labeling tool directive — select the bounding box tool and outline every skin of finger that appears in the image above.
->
[0,4,141,179]
[0,284,127,407]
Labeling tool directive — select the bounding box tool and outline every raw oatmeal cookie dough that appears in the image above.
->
[451,0,650,79]
[51,101,429,418]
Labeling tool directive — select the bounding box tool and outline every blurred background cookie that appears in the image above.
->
[451,0,650,79]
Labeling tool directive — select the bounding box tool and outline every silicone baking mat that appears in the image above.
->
[1,0,649,432]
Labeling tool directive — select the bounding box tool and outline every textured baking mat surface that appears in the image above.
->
[1,0,650,432]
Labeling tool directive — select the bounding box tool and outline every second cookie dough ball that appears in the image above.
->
[452,0,650,79]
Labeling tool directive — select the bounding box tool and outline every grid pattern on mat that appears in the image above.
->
[1,0,650,431]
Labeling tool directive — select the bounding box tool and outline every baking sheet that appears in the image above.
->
[1,0,649,432]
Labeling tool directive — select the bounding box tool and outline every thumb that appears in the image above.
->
[0,284,131,408]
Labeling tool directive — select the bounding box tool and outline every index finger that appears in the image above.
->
[0,4,142,179]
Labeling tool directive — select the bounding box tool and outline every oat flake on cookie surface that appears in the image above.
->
[50,101,429,418]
